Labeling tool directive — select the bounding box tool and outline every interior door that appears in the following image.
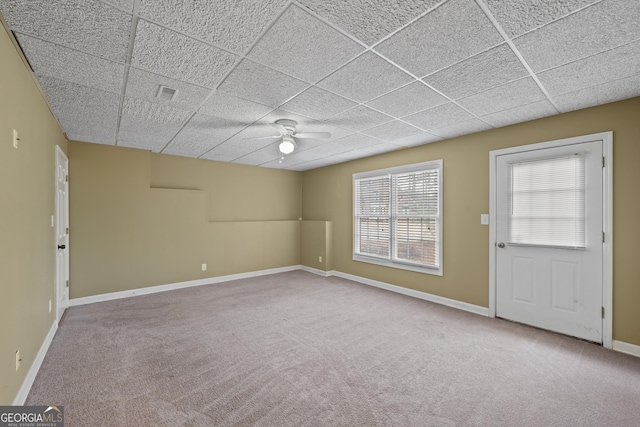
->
[56,146,69,322]
[495,140,603,342]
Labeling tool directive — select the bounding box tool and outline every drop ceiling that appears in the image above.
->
[1,0,639,171]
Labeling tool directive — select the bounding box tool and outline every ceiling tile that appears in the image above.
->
[280,87,357,120]
[118,138,167,152]
[297,0,442,46]
[37,75,119,144]
[325,105,393,131]
[233,144,281,166]
[125,67,211,111]
[481,100,557,127]
[484,0,597,38]
[138,0,287,54]
[537,40,640,97]
[375,0,503,77]
[555,72,640,113]
[391,133,443,148]
[333,133,384,149]
[429,118,492,139]
[423,44,528,100]
[514,0,640,72]
[248,4,363,83]
[199,143,248,163]
[458,77,548,117]
[0,0,131,62]
[198,91,273,125]
[175,112,246,141]
[121,97,192,125]
[163,127,225,158]
[105,0,135,12]
[403,103,477,131]
[361,120,425,143]
[118,97,192,150]
[366,81,448,118]
[359,141,405,155]
[285,142,354,163]
[15,34,123,94]
[217,59,309,107]
[132,19,239,88]
[317,52,413,103]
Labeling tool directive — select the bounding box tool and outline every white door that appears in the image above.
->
[495,140,603,342]
[56,146,69,322]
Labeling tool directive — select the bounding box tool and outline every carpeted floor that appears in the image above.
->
[27,271,640,426]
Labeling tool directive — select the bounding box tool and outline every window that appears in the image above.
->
[509,153,586,248]
[354,160,442,275]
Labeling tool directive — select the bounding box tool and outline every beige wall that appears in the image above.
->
[68,142,302,299]
[301,221,333,271]
[0,25,68,404]
[301,97,640,346]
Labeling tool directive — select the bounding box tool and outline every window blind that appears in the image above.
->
[393,170,439,266]
[509,153,586,248]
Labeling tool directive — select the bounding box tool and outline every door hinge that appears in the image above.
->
[65,175,69,182]
[602,306,605,319]
[602,231,605,243]
[66,227,69,235]
[66,280,69,288]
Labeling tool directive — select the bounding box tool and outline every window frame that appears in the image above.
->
[353,160,443,276]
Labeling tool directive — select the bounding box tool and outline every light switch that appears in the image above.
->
[480,214,489,225]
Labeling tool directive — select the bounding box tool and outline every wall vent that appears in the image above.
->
[156,85,178,101]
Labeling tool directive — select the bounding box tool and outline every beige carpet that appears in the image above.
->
[27,271,640,426]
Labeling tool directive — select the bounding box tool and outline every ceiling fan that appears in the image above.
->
[245,119,331,157]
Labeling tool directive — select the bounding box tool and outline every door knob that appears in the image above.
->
[58,244,66,250]
[497,242,506,248]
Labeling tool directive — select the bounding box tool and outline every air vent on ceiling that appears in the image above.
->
[156,85,178,101]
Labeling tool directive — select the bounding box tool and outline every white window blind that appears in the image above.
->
[509,153,586,248]
[354,160,442,275]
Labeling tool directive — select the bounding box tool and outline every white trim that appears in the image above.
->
[612,340,640,358]
[332,271,489,316]
[70,265,300,306]
[489,131,613,348]
[13,321,57,405]
[300,266,334,277]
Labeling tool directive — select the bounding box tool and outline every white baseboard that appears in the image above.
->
[13,320,58,405]
[613,340,640,358]
[300,266,334,277]
[331,271,489,317]
[70,265,301,307]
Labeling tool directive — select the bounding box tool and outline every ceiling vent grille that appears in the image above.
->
[156,85,178,101]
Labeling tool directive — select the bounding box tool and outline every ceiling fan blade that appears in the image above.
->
[242,135,282,141]
[293,132,331,139]
[270,123,288,134]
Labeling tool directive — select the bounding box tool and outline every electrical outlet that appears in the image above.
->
[201,263,207,271]
[13,129,19,149]
[49,299,52,313]
[319,256,322,263]
[15,350,21,371]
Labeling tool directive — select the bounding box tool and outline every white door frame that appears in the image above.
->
[488,131,613,348]
[55,145,69,322]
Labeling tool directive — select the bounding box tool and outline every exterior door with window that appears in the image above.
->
[495,140,603,342]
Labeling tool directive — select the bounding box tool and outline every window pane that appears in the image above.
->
[395,170,439,216]
[395,218,438,266]
[356,176,390,216]
[358,218,390,258]
[509,154,585,247]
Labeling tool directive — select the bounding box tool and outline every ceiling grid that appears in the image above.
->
[1,0,638,171]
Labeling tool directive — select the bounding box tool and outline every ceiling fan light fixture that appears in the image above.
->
[279,137,296,154]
